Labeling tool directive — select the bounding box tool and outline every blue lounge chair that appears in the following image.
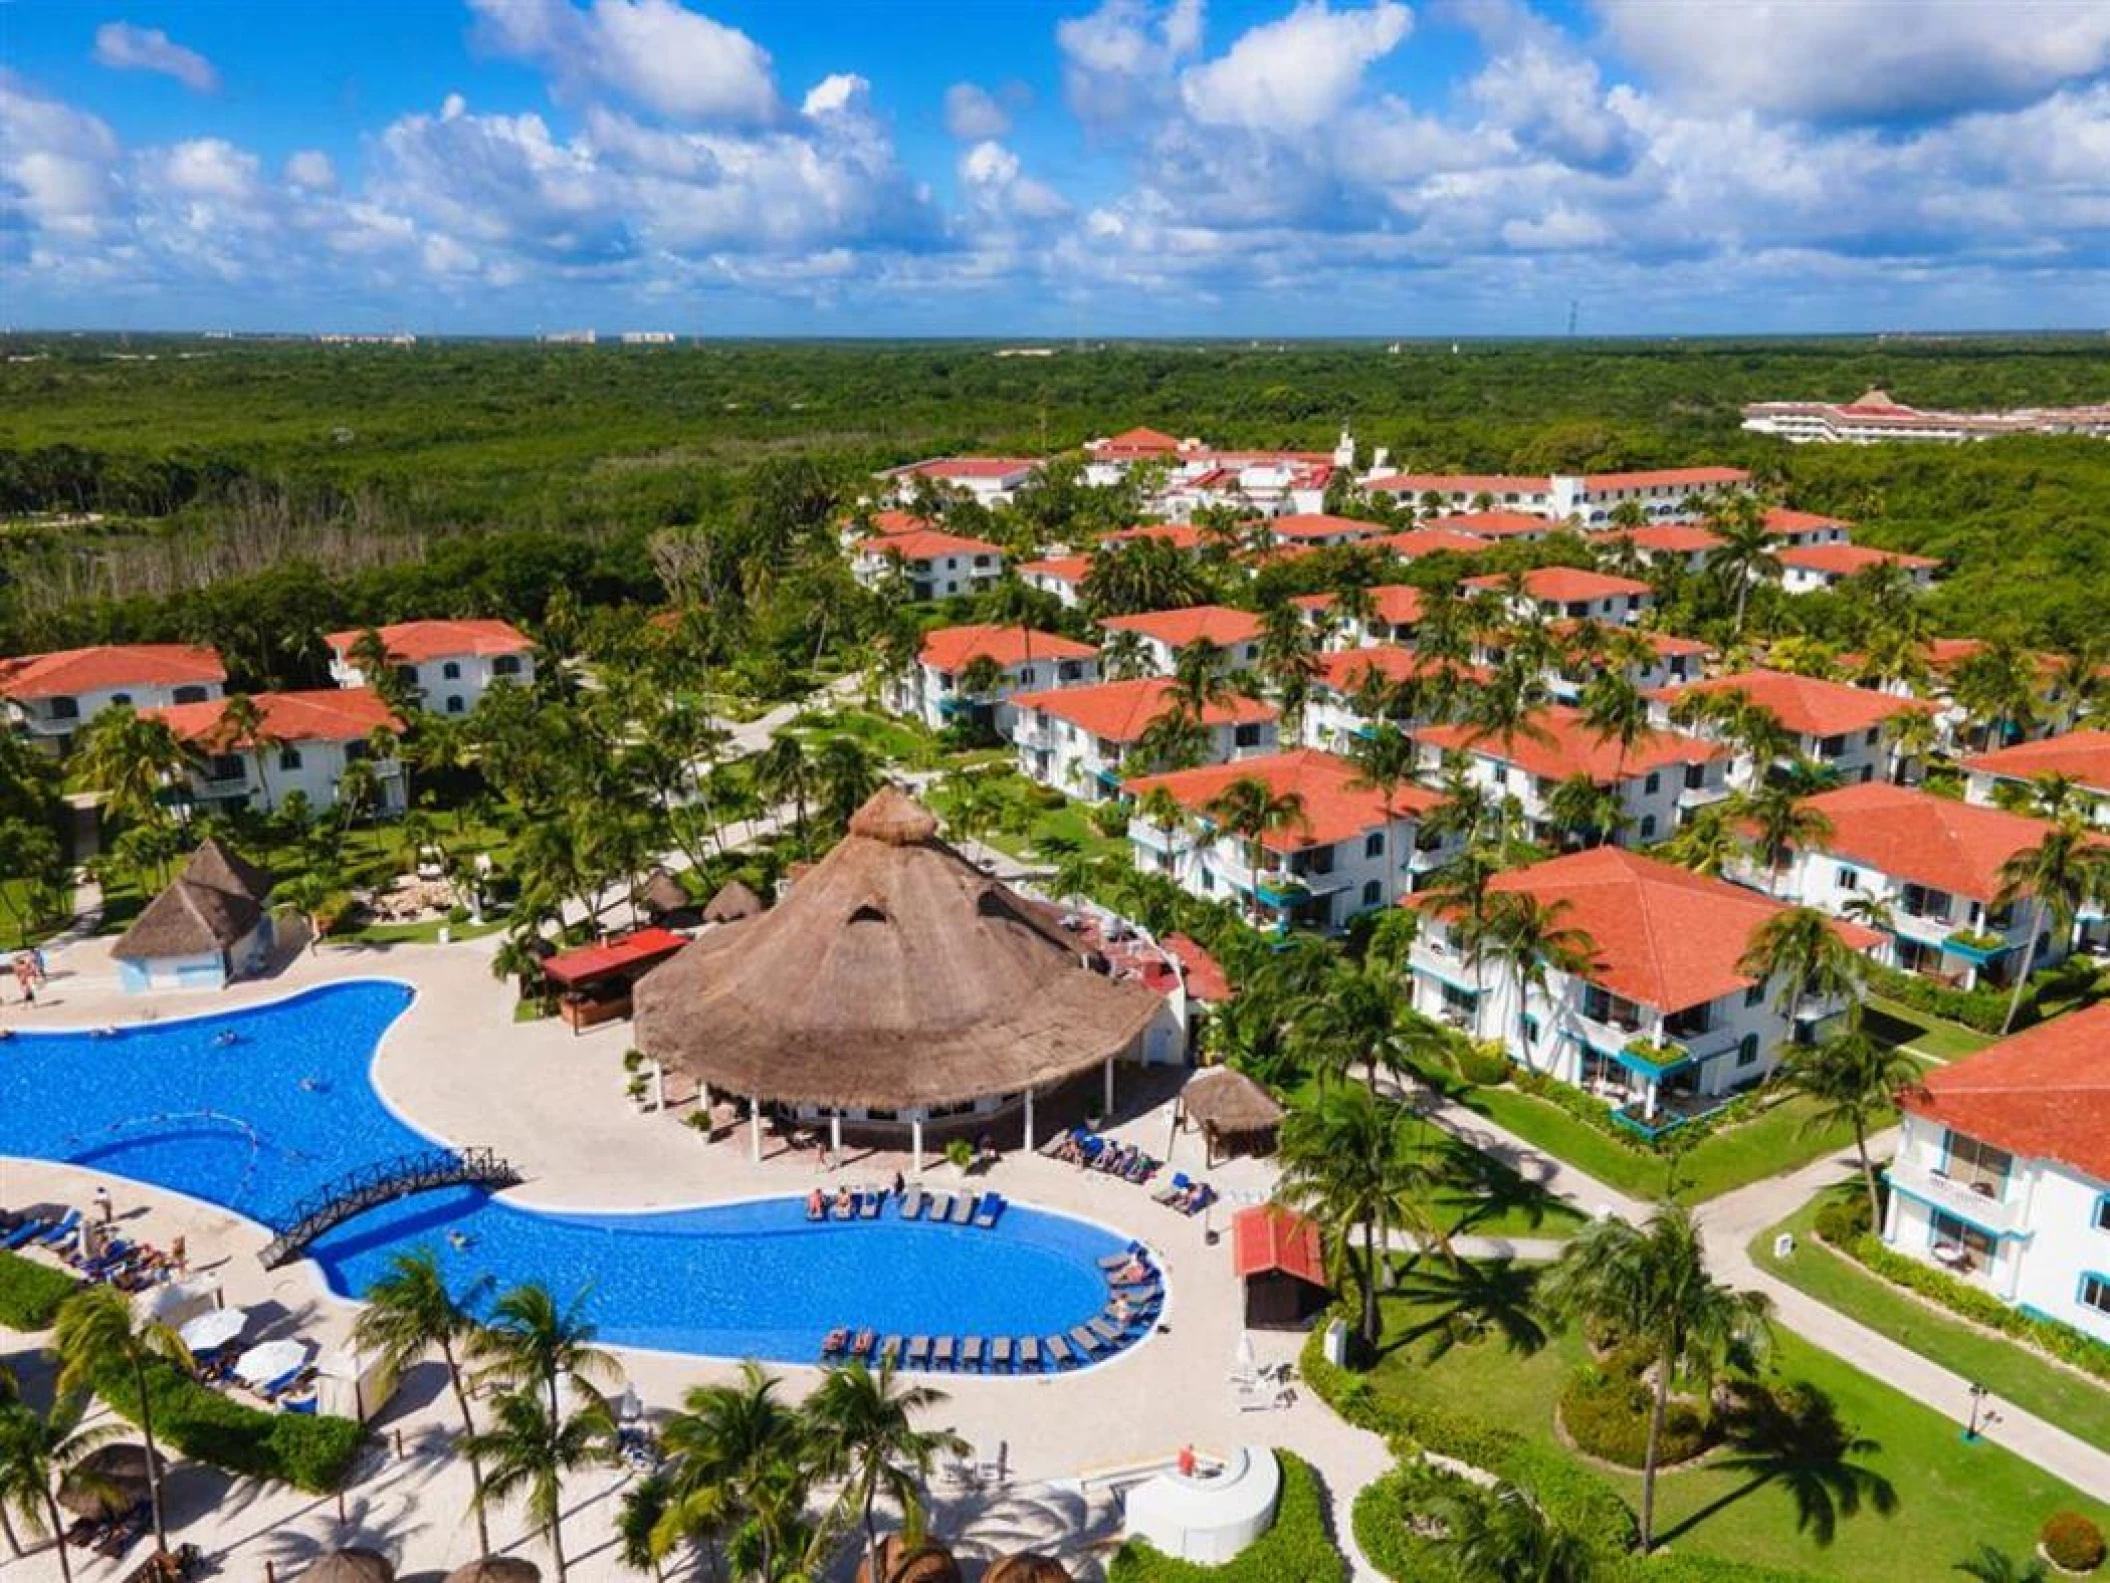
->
[859,1189,881,1220]
[972,1192,1004,1229]
[38,1209,81,1247]
[1097,1245,1141,1271]
[900,1187,928,1220]
[1045,1334,1079,1369]
[927,1193,955,1223]
[3,1218,49,1251]
[959,1335,985,1373]
[946,1194,974,1227]
[988,1336,1014,1373]
[931,1335,956,1370]
[1181,1184,1216,1217]
[905,1335,932,1368]
[1017,1336,1042,1372]
[1086,1317,1123,1347]
[1152,1173,1189,1206]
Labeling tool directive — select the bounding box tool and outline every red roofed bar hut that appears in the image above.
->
[1231,1205,1330,1330]
[540,927,689,1033]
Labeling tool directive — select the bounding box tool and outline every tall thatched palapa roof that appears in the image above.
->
[985,1555,1074,1583]
[855,1537,963,1583]
[303,1550,396,1583]
[111,838,272,963]
[634,787,1163,1111]
[442,1561,539,1583]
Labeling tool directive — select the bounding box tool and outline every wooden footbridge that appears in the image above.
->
[259,1147,522,1269]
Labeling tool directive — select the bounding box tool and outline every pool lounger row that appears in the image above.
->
[820,1282,1161,1372]
[898,1189,1005,1228]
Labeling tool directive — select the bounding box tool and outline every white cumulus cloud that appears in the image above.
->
[1057,0,1205,127]
[1594,0,2110,122]
[944,82,1012,140]
[91,22,221,94]
[468,0,779,123]
[284,150,338,192]
[1179,1,1411,133]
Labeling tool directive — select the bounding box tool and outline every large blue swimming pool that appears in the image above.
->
[0,982,1138,1366]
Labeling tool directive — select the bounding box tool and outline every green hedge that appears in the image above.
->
[0,1251,81,1330]
[1865,961,2013,1033]
[1106,1450,1346,1583]
[1301,1324,1639,1558]
[94,1355,362,1493]
[1350,1464,1467,1582]
[1509,1068,1771,1157]
[1843,1233,2110,1387]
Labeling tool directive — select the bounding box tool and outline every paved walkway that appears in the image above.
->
[1408,1096,2110,1504]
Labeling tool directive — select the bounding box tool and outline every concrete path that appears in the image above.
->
[1695,1136,2110,1505]
[1405,1095,2110,1504]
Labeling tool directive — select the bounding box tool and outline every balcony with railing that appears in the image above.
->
[1885,1156,2027,1239]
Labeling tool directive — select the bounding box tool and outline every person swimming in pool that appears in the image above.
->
[298,1075,323,1092]
[214,1029,239,1047]
[448,1230,472,1251]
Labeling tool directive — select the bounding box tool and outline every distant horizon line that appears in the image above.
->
[6,326,2109,346]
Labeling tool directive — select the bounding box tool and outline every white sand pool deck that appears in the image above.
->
[0,933,1394,1581]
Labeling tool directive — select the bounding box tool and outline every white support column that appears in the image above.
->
[1023,1088,1036,1155]
[830,1111,843,1158]
[650,1060,665,1113]
[749,1098,763,1163]
[911,1118,925,1175]
[1103,1055,1116,1118]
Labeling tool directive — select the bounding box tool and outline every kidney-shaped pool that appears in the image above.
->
[0,981,1145,1368]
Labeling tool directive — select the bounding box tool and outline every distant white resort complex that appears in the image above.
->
[1743,388,2110,444]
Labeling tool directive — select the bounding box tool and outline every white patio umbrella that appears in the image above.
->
[615,1385,642,1425]
[233,1337,311,1386]
[179,1307,249,1353]
[1233,1332,1257,1371]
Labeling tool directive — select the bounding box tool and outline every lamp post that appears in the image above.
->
[1964,1382,1990,1442]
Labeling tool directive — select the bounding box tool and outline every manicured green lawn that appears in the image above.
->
[1861,995,1996,1062]
[1754,1192,2110,1452]
[1366,1262,2110,1580]
[790,707,937,767]
[331,915,511,946]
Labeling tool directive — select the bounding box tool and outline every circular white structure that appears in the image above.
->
[1125,1445,1282,1564]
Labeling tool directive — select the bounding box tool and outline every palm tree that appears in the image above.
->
[1544,774,1629,850]
[1428,1481,1599,1583]
[1737,905,1869,1032]
[955,652,1007,713]
[1991,819,2110,1034]
[467,1382,616,1582]
[353,1249,498,1557]
[1541,1206,1772,1552]
[1954,1544,2051,1582]
[813,736,882,836]
[1417,840,1509,1009]
[0,1393,120,1583]
[1201,776,1309,918]
[1295,960,1434,1095]
[1166,637,1233,724]
[1579,669,1652,784]
[1276,1083,1454,1355]
[1479,891,1594,1058]
[1256,601,1321,728]
[49,1286,192,1554]
[1099,627,1152,682]
[1705,494,1779,634]
[214,692,283,812]
[1346,725,1418,822]
[653,1362,814,1580]
[1738,783,1834,898]
[1778,1031,1923,1226]
[753,735,816,856]
[806,1359,968,1583]
[69,707,194,831]
[471,1283,619,1428]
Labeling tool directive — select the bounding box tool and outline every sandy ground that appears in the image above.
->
[1,933,1392,1582]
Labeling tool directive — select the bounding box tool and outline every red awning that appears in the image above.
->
[1231,1205,1326,1289]
[541,928,688,989]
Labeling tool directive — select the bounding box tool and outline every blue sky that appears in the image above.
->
[3,0,2108,335]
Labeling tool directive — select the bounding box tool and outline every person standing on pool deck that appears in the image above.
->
[92,1185,113,1226]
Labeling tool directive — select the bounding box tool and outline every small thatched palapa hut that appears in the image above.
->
[1176,1066,1286,1164]
[303,1550,396,1583]
[854,1537,963,1583]
[442,1561,540,1583]
[111,837,274,992]
[985,1555,1073,1583]
[636,867,699,928]
[701,877,765,924]
[635,787,1169,1168]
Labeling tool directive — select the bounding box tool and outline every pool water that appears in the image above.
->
[0,982,1137,1366]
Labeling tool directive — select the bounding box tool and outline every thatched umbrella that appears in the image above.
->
[57,1443,166,1518]
[854,1536,963,1583]
[1176,1065,1286,1165]
[441,1561,540,1583]
[985,1556,1073,1583]
[701,877,764,924]
[303,1549,396,1583]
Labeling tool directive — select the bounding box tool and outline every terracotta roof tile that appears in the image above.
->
[1764,507,1854,537]
[1292,585,1424,627]
[1799,782,2070,900]
[148,687,403,745]
[918,624,1096,671]
[1963,731,2110,794]
[1423,511,1554,538]
[1659,670,1930,738]
[1099,605,1264,649]
[1780,544,1940,574]
[1312,644,1487,693]
[1268,513,1385,541]
[1900,1004,2110,1183]
[1364,472,1552,496]
[1419,704,1721,785]
[1374,529,1496,560]
[1465,567,1652,602]
[1126,748,1445,851]
[1020,555,1092,583]
[0,644,225,699]
[1011,676,1275,743]
[323,619,531,662]
[1582,466,1750,490]
[1597,523,1726,554]
[1232,1204,1327,1287]
[855,528,1007,561]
